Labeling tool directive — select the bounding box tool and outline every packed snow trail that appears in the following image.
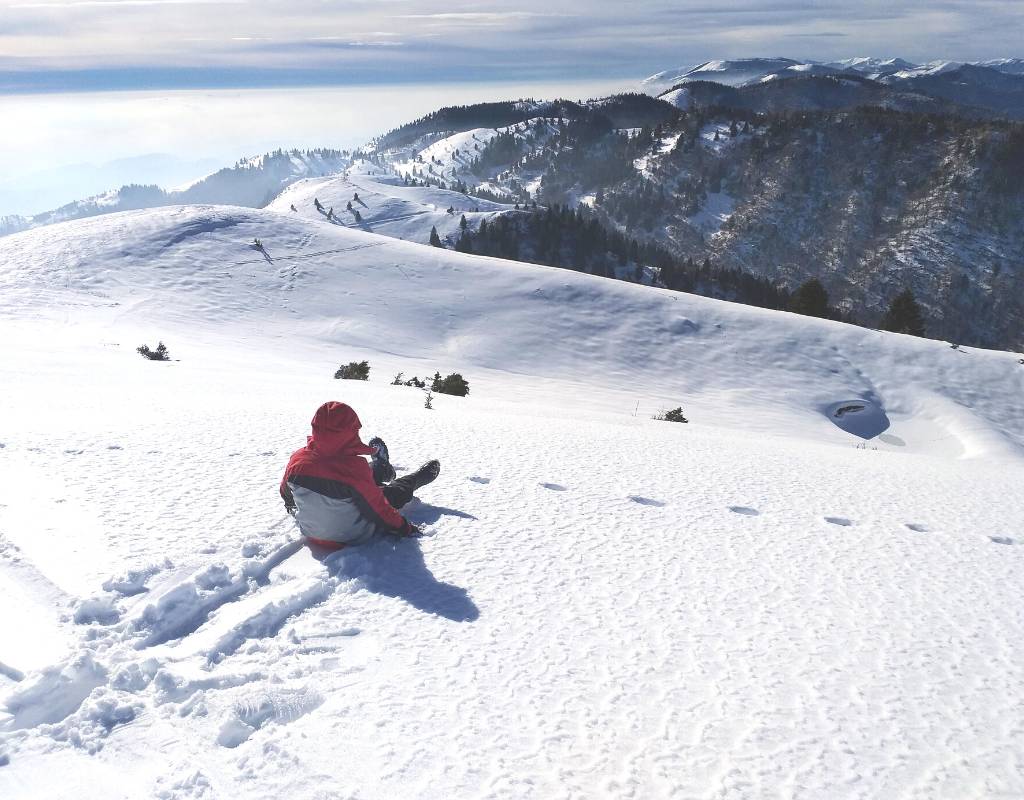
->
[1,202,1023,798]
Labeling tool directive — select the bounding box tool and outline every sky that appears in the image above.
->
[1,0,1021,217]
[2,0,1023,93]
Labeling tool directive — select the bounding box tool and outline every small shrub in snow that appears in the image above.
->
[424,391,434,410]
[335,361,370,380]
[405,375,426,388]
[654,407,688,423]
[432,372,470,397]
[137,342,170,361]
[391,372,405,385]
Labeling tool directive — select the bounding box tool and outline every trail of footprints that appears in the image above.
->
[2,468,1017,764]
[723,505,1019,546]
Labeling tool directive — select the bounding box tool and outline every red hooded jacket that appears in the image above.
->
[280,402,410,537]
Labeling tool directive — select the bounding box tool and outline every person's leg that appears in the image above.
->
[368,436,396,485]
[381,460,441,510]
[381,475,418,509]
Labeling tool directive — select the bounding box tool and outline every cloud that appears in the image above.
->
[2,0,1023,91]
[785,32,850,38]
[11,0,242,7]
[394,12,568,21]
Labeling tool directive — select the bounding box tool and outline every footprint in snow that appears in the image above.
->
[540,482,567,491]
[107,445,123,450]
[905,523,929,533]
[990,536,1015,546]
[729,506,760,516]
[217,688,325,749]
[64,449,84,455]
[629,496,666,507]
[825,516,854,527]
[469,476,491,484]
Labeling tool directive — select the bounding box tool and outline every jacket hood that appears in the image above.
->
[308,401,375,458]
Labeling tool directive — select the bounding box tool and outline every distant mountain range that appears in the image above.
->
[643,57,1024,121]
[366,84,1024,350]
[643,57,1024,91]
[3,58,1023,350]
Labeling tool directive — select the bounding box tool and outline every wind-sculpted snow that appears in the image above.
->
[0,201,1023,798]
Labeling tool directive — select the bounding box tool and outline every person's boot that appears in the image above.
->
[368,436,396,484]
[411,460,441,490]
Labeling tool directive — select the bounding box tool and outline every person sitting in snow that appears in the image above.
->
[280,401,440,548]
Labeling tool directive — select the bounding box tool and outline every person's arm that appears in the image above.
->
[280,477,296,513]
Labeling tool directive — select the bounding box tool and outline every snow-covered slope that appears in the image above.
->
[828,57,918,77]
[268,161,519,246]
[1,204,1023,798]
[643,57,1023,91]
[883,60,964,81]
[642,58,809,92]
[980,57,1024,75]
[378,118,562,204]
[1,150,351,240]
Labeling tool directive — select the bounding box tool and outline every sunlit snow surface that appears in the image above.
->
[0,197,1023,799]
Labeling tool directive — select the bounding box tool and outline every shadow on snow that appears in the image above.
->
[309,535,479,624]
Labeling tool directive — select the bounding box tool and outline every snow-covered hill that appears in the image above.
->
[1,201,1023,799]
[268,161,519,246]
[642,58,809,92]
[0,150,351,240]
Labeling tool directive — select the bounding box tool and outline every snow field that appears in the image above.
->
[269,161,517,246]
[0,200,1023,798]
[3,204,1021,458]
[0,340,1022,798]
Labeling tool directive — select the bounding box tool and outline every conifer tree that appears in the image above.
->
[881,289,926,336]
[789,278,830,318]
[429,226,443,247]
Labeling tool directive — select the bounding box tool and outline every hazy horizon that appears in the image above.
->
[0,78,632,217]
